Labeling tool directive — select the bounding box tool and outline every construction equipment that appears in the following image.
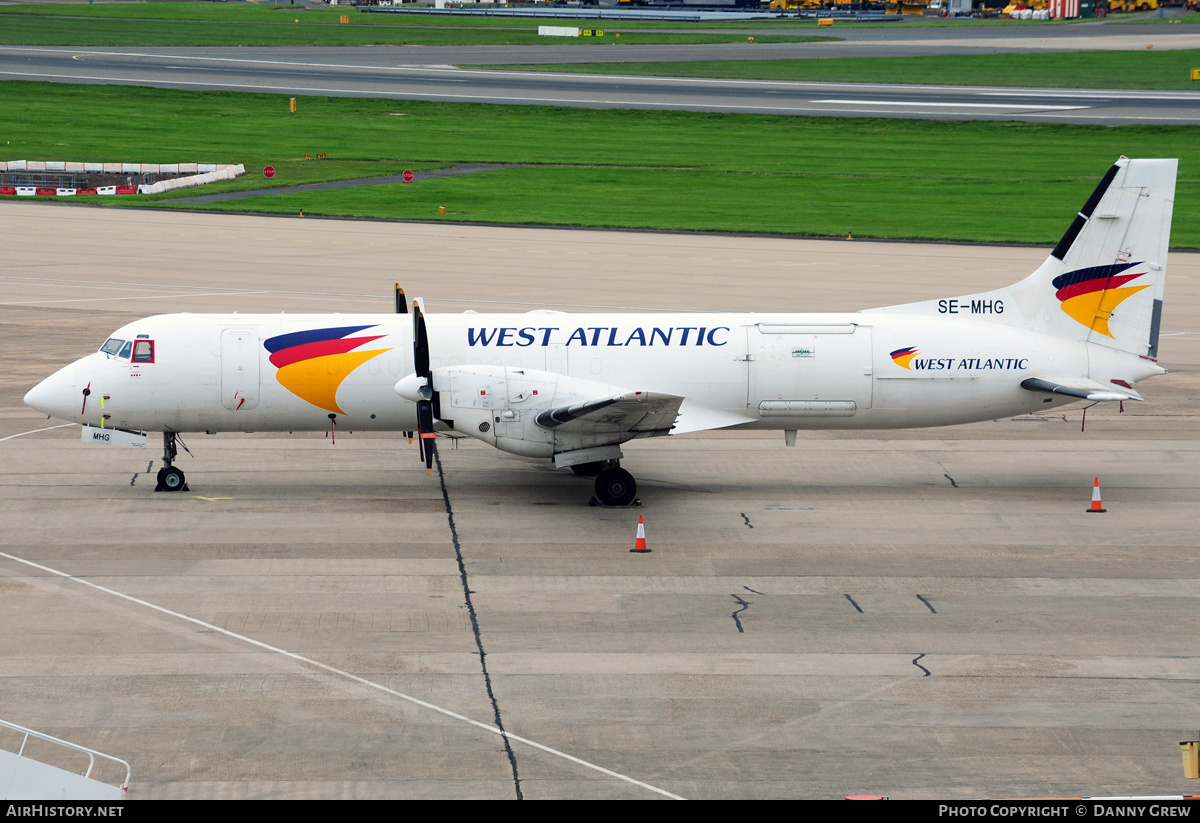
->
[1097,0,1159,10]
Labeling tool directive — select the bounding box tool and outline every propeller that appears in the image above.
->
[412,300,437,475]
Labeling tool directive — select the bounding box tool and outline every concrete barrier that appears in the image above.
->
[16,187,36,197]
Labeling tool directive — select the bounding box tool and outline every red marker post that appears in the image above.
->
[263,166,276,179]
[402,169,414,184]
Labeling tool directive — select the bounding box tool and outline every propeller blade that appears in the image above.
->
[417,399,435,436]
[413,303,429,379]
[411,299,437,476]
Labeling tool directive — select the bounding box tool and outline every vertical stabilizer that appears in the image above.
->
[867,157,1177,361]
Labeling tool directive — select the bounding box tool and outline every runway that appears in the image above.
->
[3,38,1200,123]
[1,203,1198,798]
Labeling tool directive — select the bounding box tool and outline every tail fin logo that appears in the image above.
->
[264,325,390,413]
[890,346,918,370]
[1053,262,1149,339]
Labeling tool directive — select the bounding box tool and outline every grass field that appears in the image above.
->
[498,48,1200,90]
[0,4,835,46]
[0,2,1072,30]
[3,81,1196,246]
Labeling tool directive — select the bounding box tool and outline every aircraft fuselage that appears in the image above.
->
[27,310,1155,436]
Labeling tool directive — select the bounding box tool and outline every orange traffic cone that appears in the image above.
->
[630,515,650,553]
[1086,477,1107,513]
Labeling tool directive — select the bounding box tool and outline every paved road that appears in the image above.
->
[3,34,1200,123]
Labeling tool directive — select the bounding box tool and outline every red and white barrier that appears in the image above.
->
[1048,0,1079,17]
[1,160,246,197]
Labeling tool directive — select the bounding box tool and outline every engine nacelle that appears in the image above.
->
[426,365,629,460]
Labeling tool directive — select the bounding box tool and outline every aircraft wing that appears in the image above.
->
[1020,376,1144,402]
[535,391,684,437]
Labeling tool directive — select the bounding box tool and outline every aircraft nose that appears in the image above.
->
[24,363,79,420]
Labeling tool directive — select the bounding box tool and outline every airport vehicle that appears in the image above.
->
[1099,0,1159,11]
[24,158,1175,505]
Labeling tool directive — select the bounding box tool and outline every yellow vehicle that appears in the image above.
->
[1098,0,1159,10]
[769,0,849,8]
[1001,0,1048,12]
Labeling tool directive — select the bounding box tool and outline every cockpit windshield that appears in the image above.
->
[100,338,125,356]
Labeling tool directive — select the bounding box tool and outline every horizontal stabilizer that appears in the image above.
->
[1020,376,1144,403]
[536,391,684,437]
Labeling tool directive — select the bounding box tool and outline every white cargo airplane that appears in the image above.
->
[24,157,1175,505]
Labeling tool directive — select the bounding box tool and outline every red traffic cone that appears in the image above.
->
[630,515,650,553]
[1086,477,1107,513]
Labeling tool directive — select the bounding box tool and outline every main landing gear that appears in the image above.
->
[587,462,637,508]
[154,431,189,492]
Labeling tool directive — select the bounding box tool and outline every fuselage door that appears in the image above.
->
[545,343,568,376]
[221,328,261,411]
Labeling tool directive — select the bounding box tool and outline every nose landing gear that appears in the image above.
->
[154,432,189,492]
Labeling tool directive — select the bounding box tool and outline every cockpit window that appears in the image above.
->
[100,338,125,356]
[132,340,154,363]
[118,341,133,360]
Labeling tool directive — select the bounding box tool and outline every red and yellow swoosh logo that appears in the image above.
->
[264,325,390,413]
[890,346,918,370]
[1053,263,1149,339]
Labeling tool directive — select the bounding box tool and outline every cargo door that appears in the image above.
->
[747,323,872,418]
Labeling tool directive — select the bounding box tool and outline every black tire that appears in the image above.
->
[159,466,186,492]
[570,461,605,478]
[594,468,636,507]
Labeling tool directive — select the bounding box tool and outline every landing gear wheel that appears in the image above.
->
[155,466,188,493]
[570,461,605,478]
[594,468,636,507]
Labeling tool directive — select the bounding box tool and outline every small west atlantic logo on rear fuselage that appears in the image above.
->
[891,346,1029,372]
